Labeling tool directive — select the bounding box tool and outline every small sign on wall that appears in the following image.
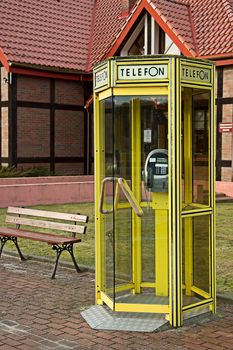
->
[144,129,152,143]
[218,123,233,133]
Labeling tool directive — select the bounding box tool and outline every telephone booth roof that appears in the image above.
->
[94,55,215,93]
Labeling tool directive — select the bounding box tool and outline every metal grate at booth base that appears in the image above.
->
[81,305,170,332]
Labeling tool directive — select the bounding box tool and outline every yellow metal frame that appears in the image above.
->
[131,98,142,294]
[94,94,107,305]
[178,59,216,323]
[94,56,215,328]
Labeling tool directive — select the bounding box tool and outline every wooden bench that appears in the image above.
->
[0,206,88,278]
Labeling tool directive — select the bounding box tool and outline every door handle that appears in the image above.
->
[117,178,143,217]
[99,177,118,214]
[99,177,143,217]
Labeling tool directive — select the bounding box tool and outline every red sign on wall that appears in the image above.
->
[218,123,233,133]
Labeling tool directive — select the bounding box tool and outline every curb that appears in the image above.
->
[217,294,233,304]
[216,197,233,203]
[2,249,95,273]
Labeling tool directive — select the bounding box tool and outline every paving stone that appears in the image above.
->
[1,320,18,327]
[0,255,233,350]
[58,339,80,348]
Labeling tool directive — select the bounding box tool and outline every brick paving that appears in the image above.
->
[0,255,233,350]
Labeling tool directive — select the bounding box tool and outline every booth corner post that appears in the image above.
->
[93,55,216,328]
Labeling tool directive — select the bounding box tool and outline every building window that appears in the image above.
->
[120,12,180,56]
[128,28,144,55]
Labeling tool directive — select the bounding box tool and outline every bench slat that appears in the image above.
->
[7,206,88,223]
[6,216,86,234]
[0,227,81,244]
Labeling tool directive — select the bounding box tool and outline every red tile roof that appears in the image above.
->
[183,0,233,56]
[0,0,95,72]
[0,0,232,74]
[87,0,127,71]
[150,0,197,56]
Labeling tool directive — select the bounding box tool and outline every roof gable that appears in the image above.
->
[105,0,198,61]
[150,0,197,55]
[100,0,233,65]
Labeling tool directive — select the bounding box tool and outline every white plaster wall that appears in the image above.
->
[164,34,180,55]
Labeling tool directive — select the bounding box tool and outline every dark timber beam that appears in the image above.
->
[8,73,17,167]
[50,79,55,175]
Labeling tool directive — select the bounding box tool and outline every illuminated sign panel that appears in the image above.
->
[117,64,168,81]
[95,65,108,90]
[181,65,211,84]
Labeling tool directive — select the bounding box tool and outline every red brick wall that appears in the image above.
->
[55,80,84,105]
[17,75,51,160]
[221,66,233,181]
[223,66,233,98]
[55,110,84,157]
[1,71,91,175]
[17,107,50,157]
[17,75,50,102]
[14,75,88,174]
[55,163,84,175]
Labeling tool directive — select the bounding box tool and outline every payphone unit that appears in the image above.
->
[144,149,168,192]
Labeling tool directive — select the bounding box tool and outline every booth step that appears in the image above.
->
[81,305,170,332]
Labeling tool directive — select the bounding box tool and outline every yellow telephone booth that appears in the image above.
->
[84,56,216,330]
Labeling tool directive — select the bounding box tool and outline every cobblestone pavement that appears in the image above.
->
[0,255,233,350]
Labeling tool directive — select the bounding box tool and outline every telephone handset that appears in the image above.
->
[144,149,168,192]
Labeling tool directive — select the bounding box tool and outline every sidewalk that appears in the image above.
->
[0,255,233,350]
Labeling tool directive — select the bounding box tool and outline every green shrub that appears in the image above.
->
[0,166,50,178]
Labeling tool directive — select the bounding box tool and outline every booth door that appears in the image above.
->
[181,88,214,312]
[99,94,169,308]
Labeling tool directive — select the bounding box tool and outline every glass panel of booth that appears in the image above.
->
[99,97,115,301]
[99,92,170,306]
[98,96,134,303]
[182,214,213,310]
[112,96,133,296]
[181,87,212,211]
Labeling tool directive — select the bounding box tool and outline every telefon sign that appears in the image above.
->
[181,65,211,83]
[95,65,108,89]
[117,64,168,81]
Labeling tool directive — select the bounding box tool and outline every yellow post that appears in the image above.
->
[95,96,106,305]
[153,193,169,296]
[183,88,193,296]
[131,98,142,294]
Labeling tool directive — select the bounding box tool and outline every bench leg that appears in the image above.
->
[67,243,81,273]
[51,245,62,279]
[0,237,7,257]
[51,243,81,279]
[0,236,26,261]
[11,237,27,261]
